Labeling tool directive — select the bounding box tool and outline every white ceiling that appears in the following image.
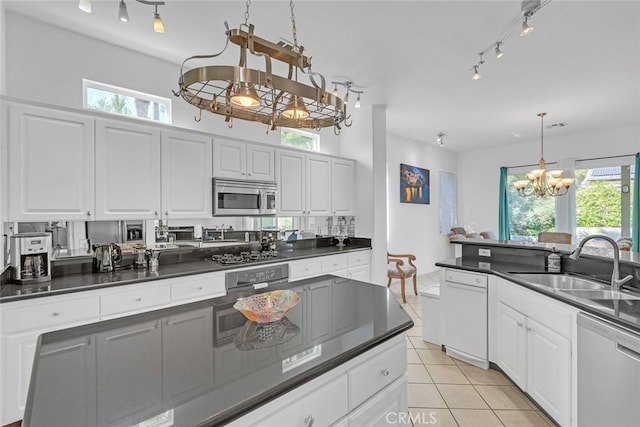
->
[5,0,640,152]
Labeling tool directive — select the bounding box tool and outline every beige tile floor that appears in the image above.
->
[390,271,557,427]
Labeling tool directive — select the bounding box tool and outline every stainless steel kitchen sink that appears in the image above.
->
[558,289,640,300]
[510,273,607,290]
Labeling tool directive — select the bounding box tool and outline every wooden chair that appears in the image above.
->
[387,252,417,303]
[537,232,572,244]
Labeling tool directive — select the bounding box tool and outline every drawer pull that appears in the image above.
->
[197,286,203,291]
[135,297,142,302]
[51,312,60,317]
[517,322,523,327]
[381,368,390,376]
[304,415,314,427]
[526,327,532,332]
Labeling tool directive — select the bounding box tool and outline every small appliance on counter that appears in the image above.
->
[10,233,52,284]
[92,243,122,273]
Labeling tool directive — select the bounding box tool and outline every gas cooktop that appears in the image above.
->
[211,251,280,265]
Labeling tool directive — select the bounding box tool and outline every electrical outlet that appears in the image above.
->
[478,248,491,257]
[479,262,491,270]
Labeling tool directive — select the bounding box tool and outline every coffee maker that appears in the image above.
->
[10,233,52,284]
[92,244,122,273]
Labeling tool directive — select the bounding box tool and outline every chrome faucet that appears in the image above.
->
[569,234,633,292]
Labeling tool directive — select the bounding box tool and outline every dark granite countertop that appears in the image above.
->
[1,240,372,303]
[436,257,640,333]
[23,275,413,427]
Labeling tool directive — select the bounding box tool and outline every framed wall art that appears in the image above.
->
[400,163,430,204]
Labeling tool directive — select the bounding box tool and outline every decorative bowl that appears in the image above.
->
[234,317,300,350]
[233,290,300,323]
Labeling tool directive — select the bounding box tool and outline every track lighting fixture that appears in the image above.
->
[331,81,364,109]
[471,66,481,81]
[78,0,91,13]
[436,132,445,147]
[118,0,129,23]
[494,42,504,59]
[467,0,551,79]
[80,0,165,33]
[520,17,534,37]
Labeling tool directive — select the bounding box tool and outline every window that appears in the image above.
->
[281,128,320,151]
[507,156,635,242]
[83,79,171,124]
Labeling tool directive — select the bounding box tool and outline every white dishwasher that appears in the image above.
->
[441,268,489,369]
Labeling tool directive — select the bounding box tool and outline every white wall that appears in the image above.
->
[458,124,640,235]
[386,133,458,275]
[4,11,341,154]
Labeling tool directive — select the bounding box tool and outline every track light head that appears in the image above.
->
[355,93,361,109]
[495,42,504,59]
[78,0,91,13]
[436,132,445,147]
[472,66,481,81]
[520,17,534,36]
[119,0,129,22]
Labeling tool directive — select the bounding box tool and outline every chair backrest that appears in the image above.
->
[450,227,466,235]
[538,232,572,244]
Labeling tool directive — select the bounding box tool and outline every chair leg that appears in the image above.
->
[387,277,392,288]
[400,277,406,303]
[413,274,418,296]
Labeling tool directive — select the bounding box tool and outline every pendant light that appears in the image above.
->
[118,0,129,23]
[230,83,261,109]
[153,4,164,33]
[282,95,310,120]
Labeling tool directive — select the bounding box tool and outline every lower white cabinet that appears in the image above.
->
[169,272,225,304]
[100,280,172,319]
[228,333,407,427]
[289,250,371,282]
[491,276,576,427]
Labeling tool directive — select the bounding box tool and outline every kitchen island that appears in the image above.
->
[22,274,413,427]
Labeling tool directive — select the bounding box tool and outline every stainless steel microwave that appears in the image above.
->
[213,178,277,216]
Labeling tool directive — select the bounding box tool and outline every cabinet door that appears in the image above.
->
[306,154,332,216]
[161,130,212,219]
[27,335,97,427]
[331,158,355,216]
[8,103,94,221]
[96,319,163,427]
[348,265,370,282]
[276,149,305,215]
[348,375,408,427]
[95,119,161,220]
[2,332,42,425]
[163,307,214,405]
[213,139,245,179]
[308,280,332,342]
[526,317,571,427]
[495,302,527,389]
[246,143,275,181]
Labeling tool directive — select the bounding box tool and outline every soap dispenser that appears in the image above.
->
[547,247,561,273]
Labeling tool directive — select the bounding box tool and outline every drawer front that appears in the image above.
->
[321,255,348,272]
[445,269,488,287]
[289,259,322,280]
[101,284,171,318]
[349,338,407,408]
[171,273,225,303]
[2,295,100,335]
[262,374,348,426]
[347,251,371,268]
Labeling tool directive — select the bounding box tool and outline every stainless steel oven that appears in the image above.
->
[213,178,277,216]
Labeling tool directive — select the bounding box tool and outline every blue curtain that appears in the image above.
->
[498,167,511,240]
[632,153,640,252]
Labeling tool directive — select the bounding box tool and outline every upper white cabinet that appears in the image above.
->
[95,119,161,220]
[276,148,356,217]
[331,157,355,216]
[8,103,95,221]
[213,139,275,181]
[161,130,212,218]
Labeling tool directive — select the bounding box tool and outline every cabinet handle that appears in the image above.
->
[87,338,92,345]
[155,321,160,329]
[304,415,314,427]
[51,312,60,317]
[197,286,203,291]
[526,327,532,332]
[247,173,252,176]
[87,211,91,217]
[135,297,142,302]
[165,211,169,216]
[516,322,523,327]
[381,368,390,376]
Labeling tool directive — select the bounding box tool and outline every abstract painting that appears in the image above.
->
[400,163,430,204]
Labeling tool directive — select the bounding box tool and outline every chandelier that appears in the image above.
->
[513,112,575,197]
[173,0,350,134]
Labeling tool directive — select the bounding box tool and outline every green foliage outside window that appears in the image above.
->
[281,129,316,150]
[507,174,555,237]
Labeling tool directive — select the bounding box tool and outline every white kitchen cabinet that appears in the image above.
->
[161,130,212,219]
[100,280,171,319]
[95,119,162,220]
[8,102,95,221]
[0,293,100,425]
[213,138,275,181]
[276,148,356,218]
[331,158,355,216]
[348,375,407,427]
[347,251,371,282]
[491,277,575,426]
[96,319,163,427]
[170,272,225,304]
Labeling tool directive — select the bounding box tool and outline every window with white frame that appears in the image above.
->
[83,79,171,124]
[280,128,320,151]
